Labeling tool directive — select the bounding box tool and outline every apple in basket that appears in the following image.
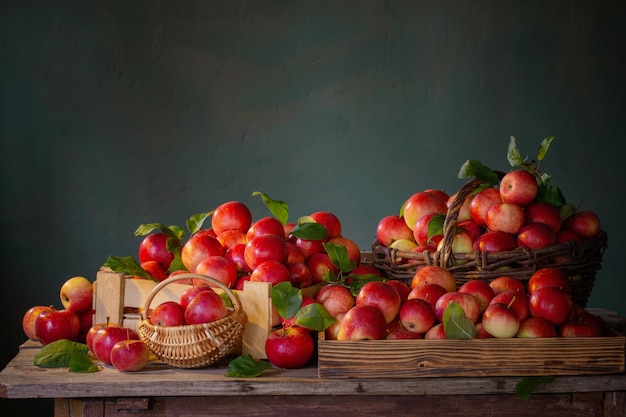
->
[184,288,229,325]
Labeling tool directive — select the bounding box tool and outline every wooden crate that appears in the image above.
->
[317,328,625,379]
[93,267,276,360]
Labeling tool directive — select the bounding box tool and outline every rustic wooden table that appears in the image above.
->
[1,309,625,417]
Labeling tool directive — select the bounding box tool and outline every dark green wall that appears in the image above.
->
[1,1,625,412]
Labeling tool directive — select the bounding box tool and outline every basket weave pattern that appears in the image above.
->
[138,273,247,369]
[372,177,608,307]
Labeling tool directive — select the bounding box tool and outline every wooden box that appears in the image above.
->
[93,268,275,360]
[317,327,625,379]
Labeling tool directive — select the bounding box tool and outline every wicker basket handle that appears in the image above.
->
[438,172,505,268]
[140,273,242,321]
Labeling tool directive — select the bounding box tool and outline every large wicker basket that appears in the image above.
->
[372,177,608,307]
[138,273,247,369]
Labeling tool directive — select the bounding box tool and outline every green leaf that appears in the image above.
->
[507,136,525,167]
[34,339,97,373]
[536,136,556,161]
[252,191,289,226]
[295,303,336,331]
[103,255,155,280]
[457,160,499,185]
[345,274,386,296]
[442,302,477,339]
[536,180,567,207]
[167,251,186,273]
[186,212,213,235]
[134,223,183,239]
[290,222,328,240]
[219,291,234,309]
[559,203,576,221]
[324,242,355,273]
[427,214,446,241]
[69,354,100,373]
[271,281,302,320]
[225,354,273,377]
[515,376,555,400]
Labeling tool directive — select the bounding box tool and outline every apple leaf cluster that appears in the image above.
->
[321,242,385,295]
[225,353,273,378]
[34,339,99,373]
[271,281,335,332]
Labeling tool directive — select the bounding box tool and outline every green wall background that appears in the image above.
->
[1,1,625,413]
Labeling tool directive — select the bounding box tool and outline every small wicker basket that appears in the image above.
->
[137,273,247,369]
[372,177,608,307]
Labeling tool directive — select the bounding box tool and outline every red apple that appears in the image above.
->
[150,301,186,326]
[424,189,450,204]
[75,308,94,343]
[35,309,80,345]
[524,202,562,233]
[469,187,502,227]
[528,286,573,325]
[285,241,306,265]
[387,330,423,340]
[324,313,345,340]
[92,326,140,365]
[247,216,285,241]
[489,290,530,321]
[328,236,361,266]
[559,319,603,337]
[434,291,481,323]
[349,264,385,278]
[288,262,313,288]
[564,210,601,238]
[377,215,414,247]
[141,260,169,281]
[86,322,119,352]
[316,284,356,318]
[22,306,54,341]
[356,281,402,323]
[386,280,411,303]
[194,255,238,288]
[250,260,292,285]
[402,191,448,231]
[516,223,556,249]
[475,322,494,339]
[407,283,448,309]
[399,298,437,334]
[556,229,583,244]
[59,276,93,313]
[528,268,571,294]
[499,169,538,206]
[306,252,340,284]
[234,275,251,291]
[265,327,315,369]
[482,303,521,338]
[110,339,150,372]
[516,316,557,338]
[216,229,247,250]
[138,232,176,270]
[412,213,443,247]
[473,231,517,252]
[184,289,228,324]
[211,201,252,235]
[336,305,388,341]
[179,285,210,308]
[447,192,473,222]
[310,211,342,240]
[286,235,325,258]
[458,279,495,313]
[457,219,482,242]
[485,202,525,234]
[424,323,446,339]
[244,234,288,270]
[411,265,456,292]
[181,233,225,273]
[489,276,526,295]
[224,243,252,274]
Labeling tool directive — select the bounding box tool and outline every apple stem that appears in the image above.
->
[506,296,517,310]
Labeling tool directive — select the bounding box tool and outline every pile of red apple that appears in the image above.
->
[319,265,605,341]
[376,167,602,260]
[131,199,365,291]
[148,285,230,327]
[22,276,95,347]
